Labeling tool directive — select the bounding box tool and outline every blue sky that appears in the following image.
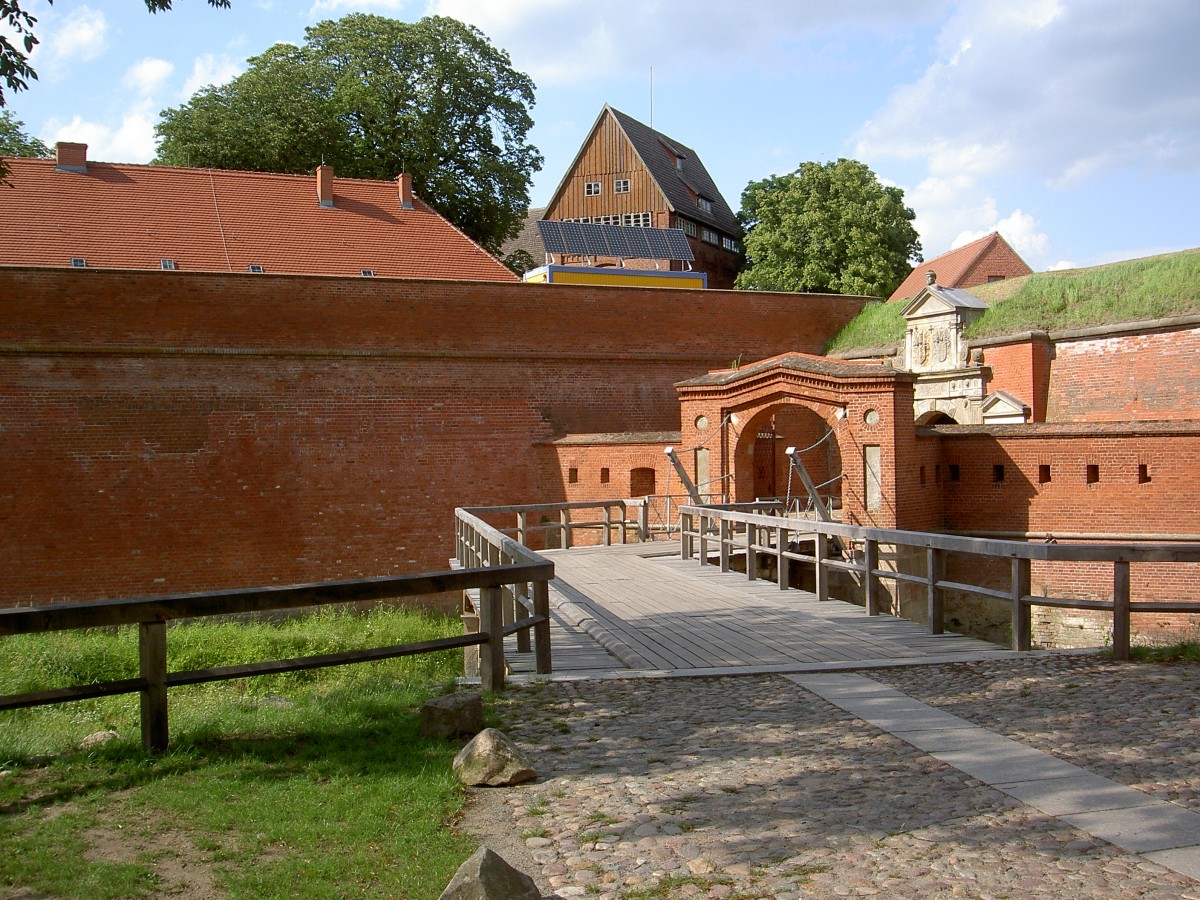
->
[6,0,1199,271]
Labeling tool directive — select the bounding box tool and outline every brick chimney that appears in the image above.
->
[316,164,334,208]
[398,172,414,209]
[55,142,88,173]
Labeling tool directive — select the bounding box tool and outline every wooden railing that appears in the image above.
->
[0,561,551,753]
[454,506,556,676]
[680,505,1200,661]
[459,500,651,549]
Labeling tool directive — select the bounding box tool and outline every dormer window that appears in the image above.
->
[70,257,86,267]
[360,269,375,277]
[584,181,601,197]
[247,264,265,274]
[697,197,712,213]
[160,259,177,271]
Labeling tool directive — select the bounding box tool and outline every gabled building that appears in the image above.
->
[888,231,1031,303]
[0,143,518,282]
[541,106,742,289]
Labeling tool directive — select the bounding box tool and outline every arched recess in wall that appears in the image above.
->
[916,410,958,425]
[731,403,841,507]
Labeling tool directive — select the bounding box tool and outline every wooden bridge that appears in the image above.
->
[502,541,1007,676]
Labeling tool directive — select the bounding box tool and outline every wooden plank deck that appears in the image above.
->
[504,541,1007,676]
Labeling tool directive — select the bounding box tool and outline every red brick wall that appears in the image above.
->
[0,267,866,606]
[936,427,1200,627]
[1047,326,1200,422]
[980,336,1053,422]
[959,241,1033,288]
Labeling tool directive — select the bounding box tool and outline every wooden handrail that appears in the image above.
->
[679,504,1200,661]
[1,546,553,752]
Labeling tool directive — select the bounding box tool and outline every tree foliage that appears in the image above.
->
[155,14,542,255]
[0,108,49,157]
[0,0,229,107]
[735,158,922,298]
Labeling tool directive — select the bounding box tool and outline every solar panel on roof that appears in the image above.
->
[536,220,694,261]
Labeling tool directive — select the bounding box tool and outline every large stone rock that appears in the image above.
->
[78,730,121,750]
[452,728,536,787]
[438,846,541,900]
[421,691,484,740]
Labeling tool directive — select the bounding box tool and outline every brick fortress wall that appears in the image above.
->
[0,267,868,607]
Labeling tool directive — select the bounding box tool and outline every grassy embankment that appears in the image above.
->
[825,247,1200,355]
[0,607,479,899]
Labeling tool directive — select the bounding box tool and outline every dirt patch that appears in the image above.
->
[82,806,228,900]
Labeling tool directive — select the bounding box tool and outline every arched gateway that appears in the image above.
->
[675,352,940,531]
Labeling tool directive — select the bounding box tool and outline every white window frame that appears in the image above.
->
[701,227,720,245]
[614,178,630,194]
[584,181,601,197]
[697,197,713,213]
[679,219,697,237]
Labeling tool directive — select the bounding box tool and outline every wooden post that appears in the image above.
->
[814,533,828,601]
[618,502,628,545]
[461,592,480,677]
[681,512,693,559]
[777,526,789,590]
[719,517,731,572]
[517,511,527,547]
[698,514,709,566]
[1011,557,1032,651]
[479,585,506,692]
[1112,560,1131,662]
[603,505,612,546]
[560,508,571,550]
[139,621,168,753]
[533,579,552,674]
[639,501,649,543]
[746,523,757,581]
[864,540,880,616]
[515,577,531,654]
[927,547,944,634]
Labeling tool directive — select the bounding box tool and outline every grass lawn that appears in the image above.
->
[825,247,1200,354]
[0,607,482,899]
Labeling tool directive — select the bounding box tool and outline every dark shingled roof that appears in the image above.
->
[500,206,548,268]
[604,106,740,236]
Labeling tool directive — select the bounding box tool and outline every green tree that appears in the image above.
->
[735,158,922,298]
[156,14,543,255]
[1,1,229,107]
[0,109,49,157]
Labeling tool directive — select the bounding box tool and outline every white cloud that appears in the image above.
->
[954,209,1049,260]
[906,173,1051,265]
[34,5,109,71]
[308,0,408,16]
[45,107,158,165]
[124,58,174,97]
[427,0,948,85]
[179,54,243,99]
[855,0,1200,185]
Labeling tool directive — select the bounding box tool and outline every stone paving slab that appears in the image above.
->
[1146,847,1200,882]
[995,773,1165,816]
[1062,804,1200,854]
[931,746,1092,784]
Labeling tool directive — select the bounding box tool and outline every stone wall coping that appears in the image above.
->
[921,420,1200,439]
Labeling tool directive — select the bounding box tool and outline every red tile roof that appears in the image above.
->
[0,152,517,282]
[888,231,1031,302]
